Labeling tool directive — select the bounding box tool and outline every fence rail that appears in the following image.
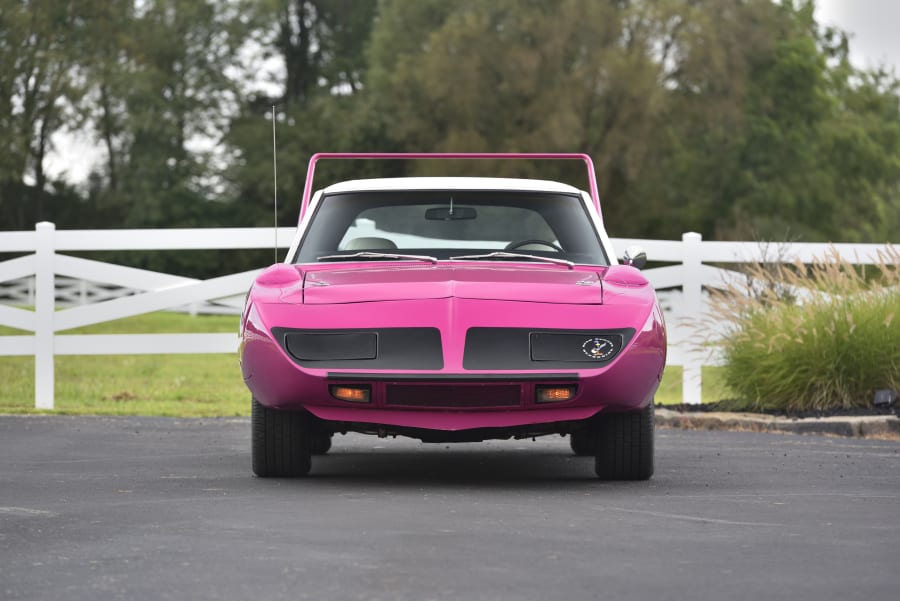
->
[0,222,893,409]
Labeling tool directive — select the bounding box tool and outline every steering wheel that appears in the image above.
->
[504,239,564,253]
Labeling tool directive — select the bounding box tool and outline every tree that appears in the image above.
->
[816,63,900,243]
[363,0,900,242]
[366,1,741,219]
[3,0,898,254]
[641,0,900,242]
[38,0,249,234]
[224,0,380,230]
[0,0,89,227]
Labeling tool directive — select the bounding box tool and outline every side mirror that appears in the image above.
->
[622,245,647,269]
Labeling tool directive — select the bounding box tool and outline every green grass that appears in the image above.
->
[0,311,249,417]
[0,354,249,417]
[656,366,730,405]
[64,311,240,334]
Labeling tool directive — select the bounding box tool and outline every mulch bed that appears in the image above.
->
[665,401,899,420]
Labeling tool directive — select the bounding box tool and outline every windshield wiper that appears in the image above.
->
[317,251,439,264]
[449,251,574,269]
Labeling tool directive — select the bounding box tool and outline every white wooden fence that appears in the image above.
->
[0,222,892,409]
[0,274,249,315]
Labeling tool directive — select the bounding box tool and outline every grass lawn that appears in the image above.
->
[0,312,248,417]
[1,311,727,416]
[656,366,731,406]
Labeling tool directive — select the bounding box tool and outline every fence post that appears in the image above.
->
[34,222,56,410]
[682,232,703,405]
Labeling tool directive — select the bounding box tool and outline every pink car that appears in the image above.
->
[240,153,666,479]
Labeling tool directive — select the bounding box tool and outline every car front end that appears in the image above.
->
[241,155,665,479]
[241,262,665,437]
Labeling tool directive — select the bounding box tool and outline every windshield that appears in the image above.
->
[292,190,608,265]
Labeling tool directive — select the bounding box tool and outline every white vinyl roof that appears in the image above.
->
[322,177,582,194]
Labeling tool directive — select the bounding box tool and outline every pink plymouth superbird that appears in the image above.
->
[240,153,666,479]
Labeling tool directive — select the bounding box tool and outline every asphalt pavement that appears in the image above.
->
[1,415,898,601]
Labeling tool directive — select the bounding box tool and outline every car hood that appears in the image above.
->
[299,265,604,305]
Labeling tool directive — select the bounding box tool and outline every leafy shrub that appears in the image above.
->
[703,246,899,412]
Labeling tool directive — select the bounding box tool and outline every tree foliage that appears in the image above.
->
[0,0,898,275]
[0,0,90,226]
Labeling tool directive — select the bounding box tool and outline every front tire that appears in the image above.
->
[251,398,312,477]
[592,402,654,481]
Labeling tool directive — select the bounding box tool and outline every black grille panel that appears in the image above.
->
[273,327,443,369]
[463,327,635,369]
[386,383,522,408]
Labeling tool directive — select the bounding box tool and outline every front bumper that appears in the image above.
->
[240,298,666,432]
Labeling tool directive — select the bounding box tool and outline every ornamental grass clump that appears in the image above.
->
[703,246,899,412]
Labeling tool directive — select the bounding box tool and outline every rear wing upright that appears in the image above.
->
[299,152,602,224]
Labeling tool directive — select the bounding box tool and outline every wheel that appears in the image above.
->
[504,239,564,252]
[251,398,312,477]
[592,402,654,481]
[309,434,332,455]
[569,431,596,456]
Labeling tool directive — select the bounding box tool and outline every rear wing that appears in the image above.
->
[299,152,602,224]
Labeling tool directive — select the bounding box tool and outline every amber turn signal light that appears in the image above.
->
[535,385,576,403]
[330,385,371,403]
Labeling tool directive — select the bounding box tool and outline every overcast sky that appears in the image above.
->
[44,1,900,184]
[815,0,900,71]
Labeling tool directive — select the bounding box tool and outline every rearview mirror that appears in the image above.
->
[425,207,477,221]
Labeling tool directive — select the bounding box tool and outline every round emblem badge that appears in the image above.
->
[582,337,615,360]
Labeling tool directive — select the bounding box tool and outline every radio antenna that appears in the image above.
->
[271,105,278,263]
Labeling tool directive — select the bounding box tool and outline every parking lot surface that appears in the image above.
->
[1,415,898,601]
